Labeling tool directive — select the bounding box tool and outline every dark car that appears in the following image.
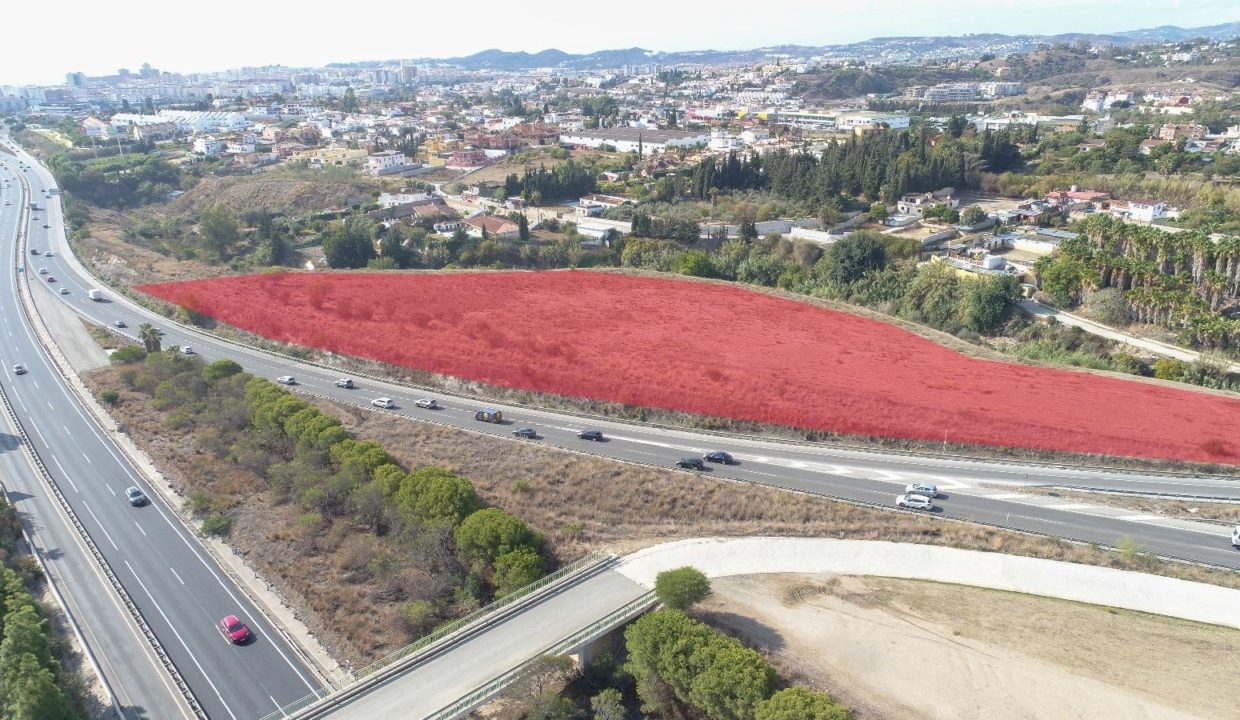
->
[218,615,251,644]
[704,451,734,464]
[675,457,706,470]
[513,427,538,439]
[578,429,604,441]
[42,224,48,229]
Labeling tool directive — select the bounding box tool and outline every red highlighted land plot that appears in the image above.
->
[138,271,1240,465]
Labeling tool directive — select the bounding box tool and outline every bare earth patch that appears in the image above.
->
[702,574,1240,720]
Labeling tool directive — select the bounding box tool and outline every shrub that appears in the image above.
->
[654,566,712,610]
[185,490,213,517]
[400,599,436,635]
[1153,358,1188,381]
[511,479,532,494]
[99,389,119,406]
[1085,287,1128,326]
[201,512,232,537]
[110,345,148,364]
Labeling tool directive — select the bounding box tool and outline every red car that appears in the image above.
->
[218,615,251,644]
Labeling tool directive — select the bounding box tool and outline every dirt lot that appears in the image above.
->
[703,574,1240,720]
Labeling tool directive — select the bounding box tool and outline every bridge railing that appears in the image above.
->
[259,550,615,720]
[425,591,658,720]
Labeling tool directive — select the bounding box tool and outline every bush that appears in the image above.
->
[99,389,119,406]
[654,566,712,610]
[185,489,213,517]
[1153,358,1188,381]
[200,512,231,537]
[400,599,436,635]
[1084,287,1128,326]
[110,345,148,364]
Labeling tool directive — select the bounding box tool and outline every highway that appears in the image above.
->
[3,132,1240,718]
[0,146,320,720]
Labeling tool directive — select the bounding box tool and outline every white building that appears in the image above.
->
[559,127,709,154]
[366,150,411,176]
[193,137,224,156]
[709,129,744,152]
[836,112,910,130]
[741,127,770,144]
[1121,199,1167,223]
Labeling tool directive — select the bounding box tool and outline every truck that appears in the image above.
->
[87,288,104,301]
[28,201,38,211]
[474,408,503,423]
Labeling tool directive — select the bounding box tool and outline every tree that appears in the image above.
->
[963,275,1018,333]
[110,345,148,364]
[322,216,377,269]
[198,205,240,261]
[518,214,530,243]
[1084,287,1128,326]
[202,359,243,383]
[687,643,776,720]
[341,86,359,113]
[960,206,987,226]
[454,508,541,570]
[673,250,714,278]
[655,566,712,610]
[755,687,851,720]
[946,114,968,139]
[2,654,72,720]
[590,688,625,720]
[492,547,544,597]
[821,231,887,287]
[138,323,162,353]
[397,468,480,526]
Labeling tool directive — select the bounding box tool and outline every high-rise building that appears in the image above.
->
[65,72,86,87]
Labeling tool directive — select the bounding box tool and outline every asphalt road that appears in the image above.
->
[5,134,1240,718]
[0,149,319,720]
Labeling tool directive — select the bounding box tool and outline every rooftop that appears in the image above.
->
[560,126,706,143]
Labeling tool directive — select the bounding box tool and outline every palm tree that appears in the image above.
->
[138,323,161,353]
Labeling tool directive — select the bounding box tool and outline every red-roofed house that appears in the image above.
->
[462,215,520,240]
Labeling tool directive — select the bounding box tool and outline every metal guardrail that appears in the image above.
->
[258,550,614,720]
[424,591,658,720]
[5,155,207,719]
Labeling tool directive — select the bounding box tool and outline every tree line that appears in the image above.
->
[0,498,79,719]
[47,152,183,210]
[686,125,1021,209]
[113,351,547,628]
[502,160,598,205]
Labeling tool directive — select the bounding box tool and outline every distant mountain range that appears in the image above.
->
[411,21,1240,71]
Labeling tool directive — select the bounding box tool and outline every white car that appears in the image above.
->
[37,267,47,274]
[414,398,438,410]
[371,397,395,409]
[1232,525,1240,548]
[58,287,68,295]
[276,375,296,385]
[12,364,27,375]
[181,346,194,355]
[896,493,935,511]
[905,482,939,498]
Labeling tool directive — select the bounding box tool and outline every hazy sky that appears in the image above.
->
[4,0,1236,86]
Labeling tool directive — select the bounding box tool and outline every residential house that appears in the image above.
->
[367,150,411,176]
[1118,199,1167,223]
[131,121,178,142]
[193,137,224,156]
[462,215,520,240]
[896,188,959,217]
[446,149,488,170]
[79,117,109,138]
[1157,123,1207,141]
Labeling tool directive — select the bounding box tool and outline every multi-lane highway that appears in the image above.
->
[3,130,1240,719]
[0,147,321,720]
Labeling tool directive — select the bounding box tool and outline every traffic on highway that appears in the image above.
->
[3,128,1240,720]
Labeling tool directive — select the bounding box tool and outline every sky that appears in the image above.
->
[3,0,1237,86]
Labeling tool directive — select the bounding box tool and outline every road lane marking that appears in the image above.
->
[134,521,147,537]
[106,485,116,496]
[82,451,92,464]
[1008,514,1067,526]
[268,696,285,716]
[81,501,120,550]
[170,568,184,585]
[123,560,241,720]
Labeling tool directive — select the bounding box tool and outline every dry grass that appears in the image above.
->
[319,396,1240,590]
[1015,485,1240,524]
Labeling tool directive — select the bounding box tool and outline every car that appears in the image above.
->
[513,427,538,439]
[114,320,126,328]
[46,276,55,282]
[275,375,295,385]
[37,267,46,274]
[704,451,734,464]
[58,287,68,295]
[125,486,147,506]
[905,482,939,498]
[1232,525,1240,549]
[44,251,53,257]
[414,398,438,410]
[896,494,935,511]
[12,364,27,375]
[371,397,395,409]
[578,429,604,441]
[675,457,706,470]
[42,224,48,229]
[29,248,38,255]
[217,615,251,644]
[181,346,194,355]
[334,378,354,389]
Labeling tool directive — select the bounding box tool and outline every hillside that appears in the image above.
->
[164,173,379,219]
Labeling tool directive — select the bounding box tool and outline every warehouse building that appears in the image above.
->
[559,127,709,155]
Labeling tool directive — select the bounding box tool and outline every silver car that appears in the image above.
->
[896,493,934,511]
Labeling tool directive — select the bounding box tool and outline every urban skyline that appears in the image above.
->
[4,0,1238,86]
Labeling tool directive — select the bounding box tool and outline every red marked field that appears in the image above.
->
[138,271,1240,465]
